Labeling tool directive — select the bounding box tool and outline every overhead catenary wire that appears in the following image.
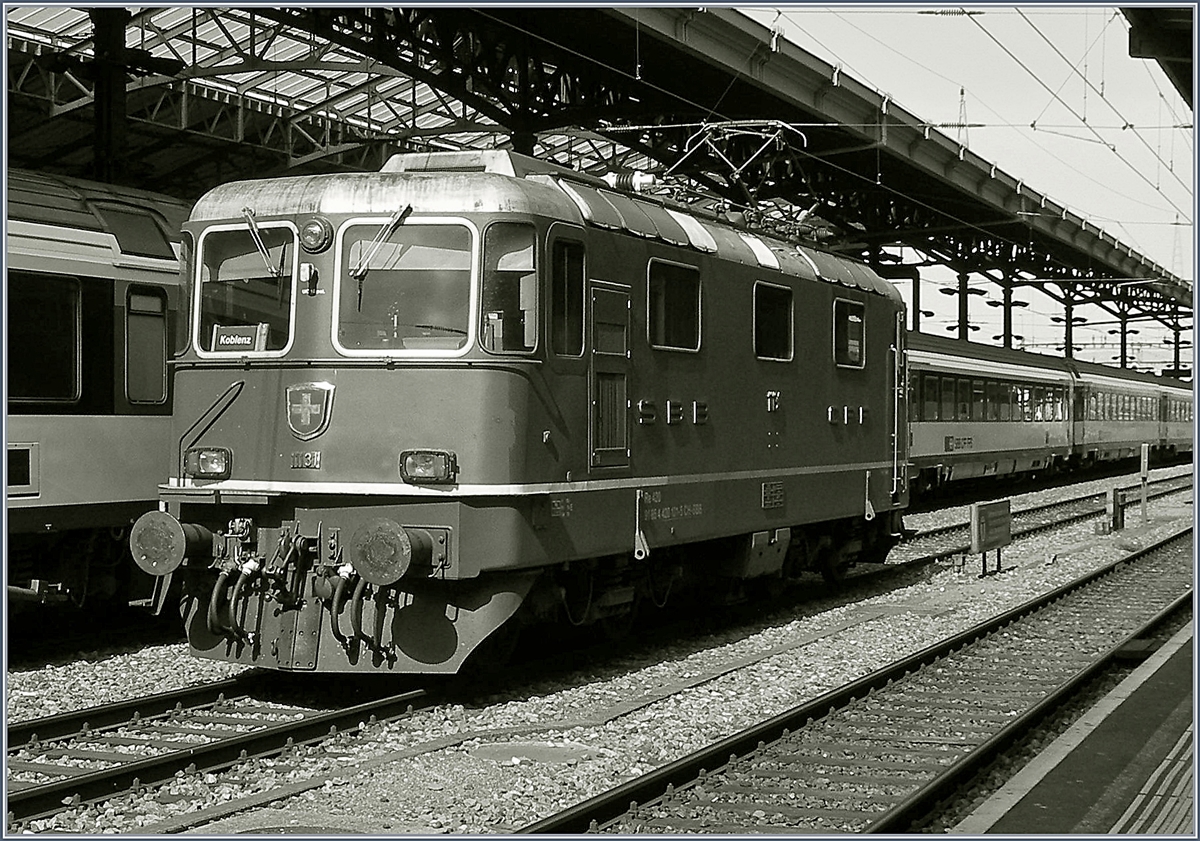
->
[771,8,1191,247]
[477,8,1188,291]
[970,14,1192,222]
[1017,8,1191,198]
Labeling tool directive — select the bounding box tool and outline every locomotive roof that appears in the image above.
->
[190,150,900,302]
[6,168,190,238]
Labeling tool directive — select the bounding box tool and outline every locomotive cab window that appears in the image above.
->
[648,260,700,352]
[336,220,471,353]
[833,298,865,368]
[480,222,536,354]
[126,287,168,403]
[754,282,793,361]
[8,272,79,403]
[198,224,295,353]
[551,237,585,357]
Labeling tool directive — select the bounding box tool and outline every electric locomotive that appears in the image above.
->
[129,150,909,674]
[7,168,189,606]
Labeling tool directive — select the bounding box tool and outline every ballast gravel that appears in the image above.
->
[6,468,1192,835]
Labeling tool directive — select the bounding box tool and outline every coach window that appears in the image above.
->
[8,272,79,403]
[922,374,940,421]
[833,299,865,368]
[551,238,585,356]
[987,382,1002,421]
[1033,388,1046,421]
[940,377,956,421]
[199,224,295,353]
[648,259,700,351]
[94,205,176,260]
[971,380,985,420]
[1000,384,1013,422]
[956,379,971,421]
[754,282,793,361]
[126,287,168,403]
[481,222,537,354]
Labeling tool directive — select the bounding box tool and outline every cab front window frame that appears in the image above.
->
[331,215,479,359]
[193,220,299,359]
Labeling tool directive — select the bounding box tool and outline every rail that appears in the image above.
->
[520,526,1192,833]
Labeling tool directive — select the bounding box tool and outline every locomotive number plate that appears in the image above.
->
[291,451,322,469]
[761,481,785,510]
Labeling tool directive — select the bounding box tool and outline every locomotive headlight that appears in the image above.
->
[399,450,458,484]
[299,216,333,253]
[184,447,232,480]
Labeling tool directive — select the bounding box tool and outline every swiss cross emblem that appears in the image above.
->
[286,382,334,441]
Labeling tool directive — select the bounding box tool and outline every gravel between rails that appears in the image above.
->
[7,467,1192,834]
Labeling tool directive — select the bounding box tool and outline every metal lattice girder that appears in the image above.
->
[5,6,1190,333]
[597,8,1190,315]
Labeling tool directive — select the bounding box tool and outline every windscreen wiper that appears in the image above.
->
[241,206,281,278]
[351,204,413,311]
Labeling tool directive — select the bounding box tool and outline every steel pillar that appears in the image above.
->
[91,8,131,184]
[957,272,970,342]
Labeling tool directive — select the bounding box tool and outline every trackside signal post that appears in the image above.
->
[970,500,1012,578]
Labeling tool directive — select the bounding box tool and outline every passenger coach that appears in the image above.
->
[130,150,908,674]
[907,331,1192,495]
[7,169,189,606]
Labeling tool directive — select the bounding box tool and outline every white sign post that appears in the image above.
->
[1140,443,1150,521]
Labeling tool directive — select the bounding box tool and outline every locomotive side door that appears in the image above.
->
[588,282,631,470]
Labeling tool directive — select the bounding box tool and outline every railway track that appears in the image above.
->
[520,526,1193,834]
[896,474,1191,561]
[5,676,428,829]
[8,482,1188,832]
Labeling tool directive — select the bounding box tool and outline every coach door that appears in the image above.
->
[588,282,631,470]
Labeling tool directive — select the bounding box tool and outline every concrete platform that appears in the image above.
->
[952,622,1194,834]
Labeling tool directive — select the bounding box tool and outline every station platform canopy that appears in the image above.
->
[6,6,1191,338]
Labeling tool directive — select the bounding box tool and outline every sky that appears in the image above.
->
[740,5,1194,372]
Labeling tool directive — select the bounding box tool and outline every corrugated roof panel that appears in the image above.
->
[635,201,689,246]
[773,246,819,281]
[666,209,717,252]
[596,190,658,238]
[700,222,758,266]
[554,180,624,230]
[800,246,893,297]
[738,233,780,270]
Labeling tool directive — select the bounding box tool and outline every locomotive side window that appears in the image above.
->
[648,260,700,352]
[336,221,470,352]
[753,281,793,361]
[833,299,865,368]
[551,239,585,357]
[198,225,295,352]
[8,272,80,402]
[126,287,168,403]
[481,222,537,354]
